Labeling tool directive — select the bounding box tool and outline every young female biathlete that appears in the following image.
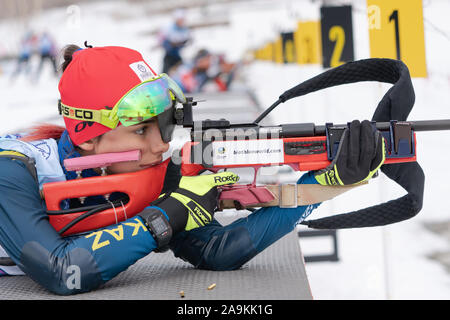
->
[0,45,385,295]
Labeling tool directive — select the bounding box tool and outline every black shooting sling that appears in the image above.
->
[275,58,425,229]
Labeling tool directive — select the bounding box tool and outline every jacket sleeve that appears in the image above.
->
[0,158,158,295]
[169,171,321,270]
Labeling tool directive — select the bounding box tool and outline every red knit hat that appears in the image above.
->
[58,46,158,145]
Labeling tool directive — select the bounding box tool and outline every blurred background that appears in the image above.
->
[0,0,449,299]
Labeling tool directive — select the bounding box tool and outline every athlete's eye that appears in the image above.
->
[135,127,146,135]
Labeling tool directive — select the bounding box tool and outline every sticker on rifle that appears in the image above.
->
[212,139,284,166]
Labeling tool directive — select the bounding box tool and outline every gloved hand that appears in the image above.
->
[314,120,386,186]
[148,171,239,233]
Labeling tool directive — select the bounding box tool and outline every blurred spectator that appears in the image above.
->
[159,9,191,74]
[34,32,59,80]
[170,49,237,94]
[10,31,36,81]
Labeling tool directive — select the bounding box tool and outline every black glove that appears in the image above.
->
[314,120,386,185]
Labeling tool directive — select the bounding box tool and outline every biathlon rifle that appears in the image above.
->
[43,58,450,236]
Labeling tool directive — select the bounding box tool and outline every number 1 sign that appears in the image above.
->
[367,0,427,78]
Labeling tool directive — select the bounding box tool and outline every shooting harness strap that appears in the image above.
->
[279,59,424,229]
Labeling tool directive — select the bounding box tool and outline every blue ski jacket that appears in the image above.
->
[0,131,320,295]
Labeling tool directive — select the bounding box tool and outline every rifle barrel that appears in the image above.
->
[408,119,450,132]
[313,119,450,136]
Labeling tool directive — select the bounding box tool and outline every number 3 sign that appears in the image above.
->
[367,0,427,77]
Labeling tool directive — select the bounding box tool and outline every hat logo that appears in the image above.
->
[75,121,94,133]
[137,64,146,73]
[129,61,153,81]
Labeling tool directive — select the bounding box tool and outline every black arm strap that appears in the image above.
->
[296,59,424,229]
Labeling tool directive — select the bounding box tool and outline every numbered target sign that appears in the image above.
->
[264,42,274,61]
[320,5,355,68]
[259,42,273,61]
[281,32,296,63]
[273,37,284,64]
[294,21,322,64]
[367,0,427,77]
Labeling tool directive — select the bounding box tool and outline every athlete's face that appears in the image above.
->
[79,118,170,174]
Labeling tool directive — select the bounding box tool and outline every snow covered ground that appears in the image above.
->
[0,0,449,299]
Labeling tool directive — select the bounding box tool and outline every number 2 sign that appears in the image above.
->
[320,5,355,68]
[367,0,427,77]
